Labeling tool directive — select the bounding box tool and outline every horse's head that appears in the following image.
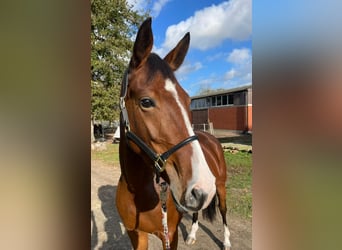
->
[121,18,216,213]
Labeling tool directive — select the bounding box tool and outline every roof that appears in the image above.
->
[191,84,252,99]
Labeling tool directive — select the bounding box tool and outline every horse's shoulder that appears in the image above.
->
[195,131,227,179]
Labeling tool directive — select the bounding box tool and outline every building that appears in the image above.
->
[190,85,252,133]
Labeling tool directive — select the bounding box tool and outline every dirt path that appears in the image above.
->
[91,159,251,250]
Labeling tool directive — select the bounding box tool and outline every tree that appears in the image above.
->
[91,0,146,140]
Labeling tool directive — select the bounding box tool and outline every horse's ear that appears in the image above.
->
[164,32,190,71]
[129,18,153,69]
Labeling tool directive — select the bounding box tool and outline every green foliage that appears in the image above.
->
[225,151,252,218]
[91,0,147,122]
[91,81,120,122]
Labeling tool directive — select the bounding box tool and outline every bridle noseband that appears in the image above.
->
[119,70,198,175]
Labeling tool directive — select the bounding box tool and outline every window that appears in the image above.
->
[211,96,216,106]
[233,92,246,105]
[222,95,227,105]
[217,95,222,106]
[191,89,250,109]
[206,97,211,107]
[228,94,234,105]
[191,98,210,109]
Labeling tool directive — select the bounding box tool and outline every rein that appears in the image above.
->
[159,181,170,250]
[120,70,196,250]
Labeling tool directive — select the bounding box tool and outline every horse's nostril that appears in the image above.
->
[185,188,207,211]
[191,188,203,200]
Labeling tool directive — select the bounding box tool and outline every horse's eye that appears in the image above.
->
[140,98,155,109]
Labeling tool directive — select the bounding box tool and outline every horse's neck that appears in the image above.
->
[119,137,161,211]
[119,136,155,190]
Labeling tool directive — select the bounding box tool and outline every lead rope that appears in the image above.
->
[159,181,170,250]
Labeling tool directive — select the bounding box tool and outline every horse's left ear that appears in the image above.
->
[129,18,153,69]
[164,32,190,71]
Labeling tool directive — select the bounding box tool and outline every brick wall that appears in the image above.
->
[208,106,252,131]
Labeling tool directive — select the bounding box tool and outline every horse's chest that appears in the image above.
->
[116,178,162,231]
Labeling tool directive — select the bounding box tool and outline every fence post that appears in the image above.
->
[209,122,214,135]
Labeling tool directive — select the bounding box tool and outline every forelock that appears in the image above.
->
[146,53,176,82]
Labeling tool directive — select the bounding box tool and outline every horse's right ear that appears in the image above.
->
[129,18,153,69]
[163,32,190,71]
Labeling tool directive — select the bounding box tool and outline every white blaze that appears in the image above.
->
[164,79,216,208]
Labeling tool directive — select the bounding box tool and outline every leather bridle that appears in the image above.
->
[119,70,198,175]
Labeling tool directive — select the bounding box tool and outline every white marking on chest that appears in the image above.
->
[164,79,216,207]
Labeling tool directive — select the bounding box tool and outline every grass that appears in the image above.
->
[225,151,252,219]
[91,143,120,166]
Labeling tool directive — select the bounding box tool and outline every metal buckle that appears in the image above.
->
[154,155,166,172]
[120,97,131,132]
[119,97,125,110]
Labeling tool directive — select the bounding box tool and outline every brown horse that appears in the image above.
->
[116,18,231,250]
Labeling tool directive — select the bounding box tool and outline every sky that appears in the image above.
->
[127,0,252,97]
